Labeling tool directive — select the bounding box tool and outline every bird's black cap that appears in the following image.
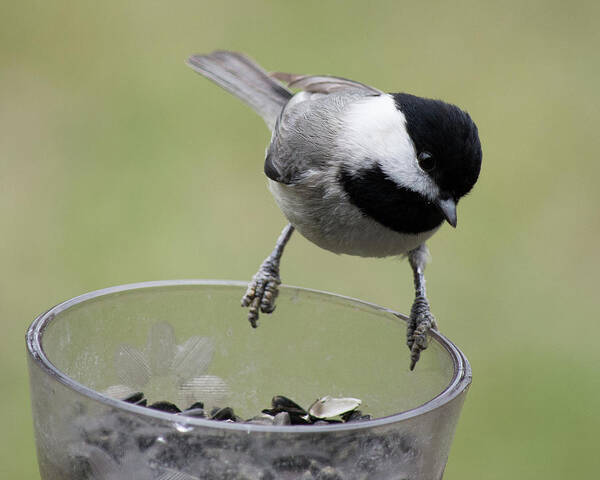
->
[393,93,482,201]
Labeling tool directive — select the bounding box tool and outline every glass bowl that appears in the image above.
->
[26,280,471,480]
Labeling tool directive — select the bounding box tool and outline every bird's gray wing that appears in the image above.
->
[265,75,382,184]
[271,72,383,95]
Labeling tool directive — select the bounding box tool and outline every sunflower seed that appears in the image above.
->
[341,410,371,422]
[271,395,307,415]
[210,406,235,421]
[148,401,181,414]
[122,391,145,404]
[246,413,275,425]
[273,411,291,425]
[308,396,361,419]
[177,407,205,418]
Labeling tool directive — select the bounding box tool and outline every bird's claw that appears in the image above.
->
[241,260,281,328]
[407,297,438,370]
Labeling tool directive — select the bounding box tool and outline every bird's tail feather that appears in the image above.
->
[187,51,293,130]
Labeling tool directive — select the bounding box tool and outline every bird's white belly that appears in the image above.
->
[269,180,439,258]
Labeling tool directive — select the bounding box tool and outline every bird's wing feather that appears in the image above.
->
[265,91,367,184]
[271,72,383,95]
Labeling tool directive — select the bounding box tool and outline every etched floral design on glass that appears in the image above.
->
[104,322,229,409]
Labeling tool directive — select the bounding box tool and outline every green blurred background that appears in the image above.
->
[2,0,599,478]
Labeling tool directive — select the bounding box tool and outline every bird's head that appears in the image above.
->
[338,93,482,234]
[391,93,482,228]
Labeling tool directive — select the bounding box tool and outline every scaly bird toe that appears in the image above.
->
[407,296,437,370]
[241,262,281,327]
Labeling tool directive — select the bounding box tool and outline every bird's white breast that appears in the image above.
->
[269,179,439,257]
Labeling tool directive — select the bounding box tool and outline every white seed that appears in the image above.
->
[308,396,361,419]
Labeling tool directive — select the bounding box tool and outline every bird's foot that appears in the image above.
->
[407,296,438,370]
[241,259,281,328]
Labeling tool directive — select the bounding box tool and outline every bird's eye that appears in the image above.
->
[418,151,435,172]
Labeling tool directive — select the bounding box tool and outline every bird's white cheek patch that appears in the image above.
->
[336,95,439,200]
[336,95,412,169]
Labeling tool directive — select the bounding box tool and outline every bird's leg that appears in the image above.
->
[407,244,438,370]
[241,223,295,328]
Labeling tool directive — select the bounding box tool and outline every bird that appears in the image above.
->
[187,51,482,370]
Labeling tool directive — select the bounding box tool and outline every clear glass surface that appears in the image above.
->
[26,280,471,480]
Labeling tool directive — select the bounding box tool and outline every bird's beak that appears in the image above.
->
[436,197,457,228]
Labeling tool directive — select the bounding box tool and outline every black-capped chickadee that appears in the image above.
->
[187,51,482,369]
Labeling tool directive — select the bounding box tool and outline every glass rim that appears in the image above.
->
[26,279,472,433]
